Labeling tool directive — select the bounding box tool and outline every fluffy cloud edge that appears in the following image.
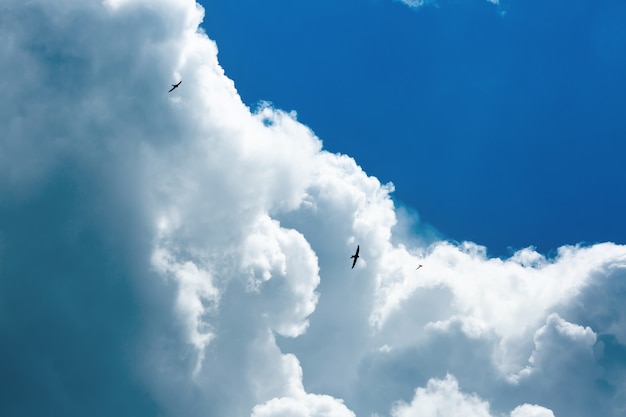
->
[390,374,554,417]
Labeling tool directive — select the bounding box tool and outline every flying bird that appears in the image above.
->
[351,245,360,269]
[168,80,182,92]
[416,264,423,270]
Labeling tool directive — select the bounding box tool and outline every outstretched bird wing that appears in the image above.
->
[168,81,181,92]
[351,245,360,269]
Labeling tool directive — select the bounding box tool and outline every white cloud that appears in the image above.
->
[510,404,555,417]
[241,214,320,338]
[391,374,554,417]
[397,0,499,10]
[251,353,356,417]
[391,374,493,417]
[2,1,626,417]
[398,0,435,9]
[151,244,220,375]
[252,395,355,417]
[371,241,626,376]
[512,313,597,382]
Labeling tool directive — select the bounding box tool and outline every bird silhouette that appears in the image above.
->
[351,245,360,269]
[416,264,423,270]
[168,80,182,92]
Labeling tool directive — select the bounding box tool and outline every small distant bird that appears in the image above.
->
[416,264,423,270]
[168,80,182,92]
[351,245,360,269]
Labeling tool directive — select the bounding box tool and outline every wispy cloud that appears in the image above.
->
[397,0,499,10]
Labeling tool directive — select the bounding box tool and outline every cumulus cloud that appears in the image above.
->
[1,1,626,417]
[510,404,555,417]
[372,242,626,374]
[251,353,355,417]
[390,374,554,417]
[390,374,493,417]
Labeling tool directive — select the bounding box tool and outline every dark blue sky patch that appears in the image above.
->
[199,0,626,257]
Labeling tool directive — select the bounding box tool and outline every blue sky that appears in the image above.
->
[1,1,626,417]
[200,0,626,256]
